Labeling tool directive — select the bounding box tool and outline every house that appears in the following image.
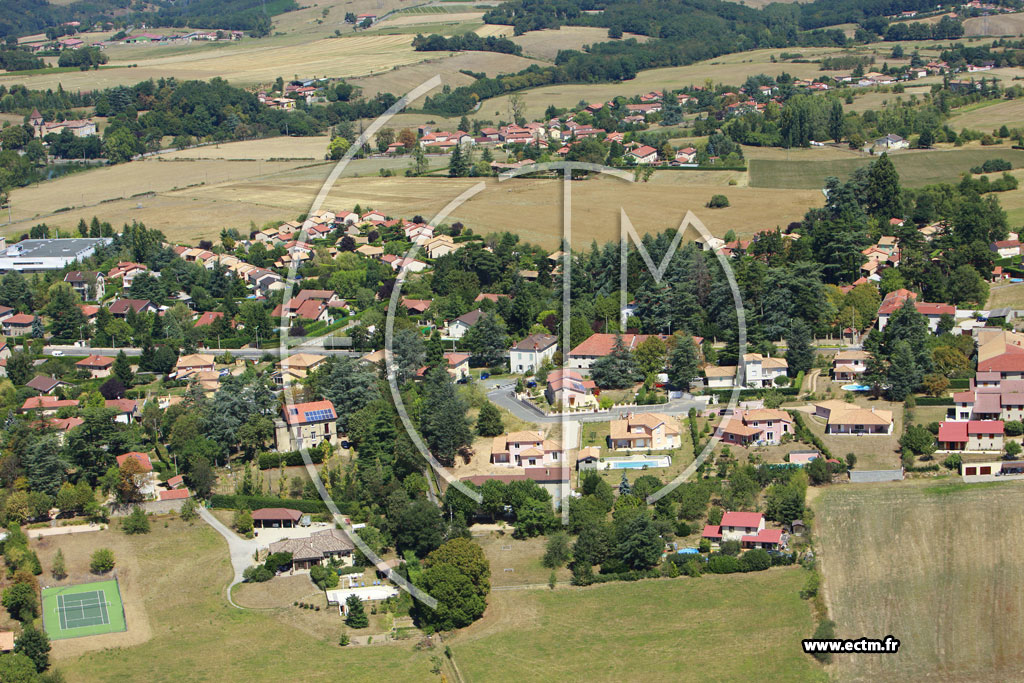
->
[355,244,384,258]
[832,350,870,382]
[568,333,670,370]
[877,289,953,332]
[976,330,1024,379]
[874,133,908,150]
[544,368,598,409]
[425,234,460,259]
[445,309,484,340]
[716,409,793,446]
[158,488,192,503]
[0,631,13,653]
[278,353,327,377]
[510,333,558,374]
[627,145,659,164]
[490,431,563,467]
[108,262,148,287]
[400,298,432,315]
[106,398,140,424]
[743,353,788,388]
[814,400,894,435]
[576,446,602,470]
[166,474,185,489]
[3,313,35,336]
[64,271,104,300]
[609,413,681,450]
[268,529,355,570]
[21,396,78,415]
[175,354,216,377]
[937,420,1004,451]
[25,375,67,395]
[704,365,739,389]
[252,508,302,528]
[703,511,766,543]
[115,452,157,498]
[74,354,114,379]
[674,147,697,164]
[108,299,155,318]
[275,400,339,452]
[991,239,1021,259]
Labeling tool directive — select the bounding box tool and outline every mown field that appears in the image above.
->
[749,146,1024,189]
[449,568,824,682]
[39,519,444,682]
[987,282,1024,310]
[510,26,648,61]
[950,98,1024,131]
[964,11,1024,36]
[815,480,1024,682]
[349,51,545,98]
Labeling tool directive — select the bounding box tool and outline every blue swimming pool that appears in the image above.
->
[841,384,871,392]
[608,459,668,469]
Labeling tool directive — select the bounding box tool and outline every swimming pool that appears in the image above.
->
[606,457,671,469]
[841,384,871,392]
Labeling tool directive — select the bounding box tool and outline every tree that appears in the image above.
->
[785,319,814,376]
[476,401,504,437]
[542,531,571,568]
[463,314,509,367]
[634,336,667,378]
[417,562,486,631]
[113,350,133,385]
[947,264,988,306]
[44,282,85,339]
[51,549,66,580]
[6,351,32,386]
[310,564,340,590]
[345,595,369,628]
[448,143,469,177]
[887,340,922,401]
[900,424,936,456]
[865,153,902,219]
[233,509,254,534]
[2,583,37,622]
[24,435,64,496]
[918,127,934,148]
[420,366,472,467]
[122,506,150,534]
[90,548,115,573]
[327,136,350,160]
[0,653,38,682]
[667,334,699,388]
[425,538,491,597]
[393,498,444,558]
[13,624,50,673]
[115,458,146,506]
[591,333,639,389]
[706,194,730,208]
[615,512,663,570]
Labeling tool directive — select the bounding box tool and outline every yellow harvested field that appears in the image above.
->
[511,27,648,61]
[743,145,865,162]
[350,52,546,97]
[475,24,514,38]
[377,12,483,28]
[0,34,428,90]
[162,136,331,160]
[951,98,1024,131]
[965,11,1024,36]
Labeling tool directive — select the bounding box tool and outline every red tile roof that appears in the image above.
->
[252,507,302,521]
[938,421,967,442]
[282,400,336,425]
[116,452,153,472]
[76,354,114,368]
[720,511,764,529]
[968,420,1004,435]
[159,488,191,500]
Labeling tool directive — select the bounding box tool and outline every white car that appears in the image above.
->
[52,350,64,357]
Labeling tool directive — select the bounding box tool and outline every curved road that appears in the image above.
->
[199,506,257,609]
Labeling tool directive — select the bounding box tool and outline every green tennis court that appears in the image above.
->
[42,579,126,640]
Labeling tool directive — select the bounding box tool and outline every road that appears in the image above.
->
[43,344,360,360]
[198,507,258,609]
[485,381,706,426]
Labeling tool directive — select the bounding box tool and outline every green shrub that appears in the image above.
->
[121,507,150,535]
[706,194,730,208]
[89,548,115,574]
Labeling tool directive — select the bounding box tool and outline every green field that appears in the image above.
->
[449,568,825,682]
[749,147,1024,189]
[42,580,126,640]
[815,480,1024,682]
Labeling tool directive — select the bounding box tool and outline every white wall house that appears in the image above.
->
[510,334,557,374]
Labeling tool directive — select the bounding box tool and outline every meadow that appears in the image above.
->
[814,479,1024,682]
[748,145,1024,189]
[349,52,546,98]
[448,568,825,682]
[510,27,648,61]
[950,98,1024,132]
[964,11,1024,36]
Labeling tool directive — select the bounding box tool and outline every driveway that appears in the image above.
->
[199,507,258,608]
[486,383,706,425]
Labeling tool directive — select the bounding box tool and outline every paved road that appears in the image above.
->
[43,344,359,360]
[199,507,257,609]
[486,382,706,425]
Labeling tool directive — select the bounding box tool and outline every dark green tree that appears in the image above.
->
[113,350,133,385]
[785,319,814,376]
[667,334,700,388]
[615,512,663,571]
[14,624,50,673]
[475,401,504,437]
[420,366,472,467]
[345,595,369,628]
[865,153,902,219]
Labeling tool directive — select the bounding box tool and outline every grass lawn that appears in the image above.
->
[749,146,1024,189]
[44,519,443,681]
[800,397,904,471]
[987,282,1024,310]
[815,479,1024,682]
[577,419,698,491]
[449,568,825,682]
[475,533,572,587]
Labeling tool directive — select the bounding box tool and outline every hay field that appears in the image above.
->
[0,34,429,91]
[349,51,546,97]
[950,98,1024,131]
[162,136,331,160]
[965,12,1024,36]
[449,569,824,682]
[749,146,1024,189]
[815,480,1024,682]
[511,26,649,61]
[475,23,514,38]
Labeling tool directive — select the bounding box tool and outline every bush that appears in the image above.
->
[706,194,730,208]
[739,548,772,572]
[121,507,150,535]
[1005,420,1023,437]
[707,554,740,573]
[675,521,692,537]
[810,620,837,662]
[179,498,198,521]
[720,540,741,556]
[89,548,115,574]
[310,564,340,589]
[243,565,273,582]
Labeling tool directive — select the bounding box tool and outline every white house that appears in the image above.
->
[742,353,788,387]
[510,333,558,374]
[874,133,908,150]
[445,309,483,340]
[490,431,563,467]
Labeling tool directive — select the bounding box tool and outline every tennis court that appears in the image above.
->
[42,579,127,640]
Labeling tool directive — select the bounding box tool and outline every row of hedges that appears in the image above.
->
[915,396,954,406]
[209,494,328,513]
[949,379,970,389]
[257,449,325,469]
[905,463,941,473]
[788,410,833,458]
[708,386,799,403]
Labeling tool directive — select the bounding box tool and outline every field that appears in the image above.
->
[349,51,546,98]
[161,136,332,160]
[987,282,1024,310]
[950,98,1024,131]
[448,568,825,682]
[964,11,1024,36]
[511,27,648,61]
[749,146,1024,189]
[815,480,1024,682]
[38,518,444,681]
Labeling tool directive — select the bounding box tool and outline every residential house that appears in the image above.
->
[108,262,149,288]
[425,234,460,259]
[64,271,104,301]
[716,408,793,446]
[268,529,355,570]
[108,299,155,318]
[702,512,782,549]
[510,333,558,374]
[874,133,908,150]
[937,420,1004,451]
[445,309,484,340]
[814,400,894,435]
[490,431,563,467]
[991,239,1021,259]
[115,452,158,499]
[627,145,659,164]
[21,396,78,415]
[742,353,788,388]
[3,314,35,336]
[976,330,1024,379]
[275,400,339,451]
[544,368,598,409]
[832,350,870,382]
[609,413,681,450]
[174,353,216,378]
[75,354,114,378]
[252,508,302,528]
[877,289,954,332]
[106,398,140,424]
[400,298,432,315]
[568,333,671,370]
[25,375,67,395]
[704,365,739,389]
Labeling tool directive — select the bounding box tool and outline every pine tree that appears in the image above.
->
[448,143,468,177]
[476,401,504,437]
[619,472,631,497]
[886,340,922,401]
[51,549,66,580]
[345,595,369,628]
[865,153,903,219]
[785,319,813,376]
[667,334,700,388]
[113,350,133,385]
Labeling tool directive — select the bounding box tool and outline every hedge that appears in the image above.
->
[708,387,799,403]
[949,379,970,389]
[905,463,941,473]
[257,449,325,469]
[788,410,833,458]
[209,494,328,513]
[914,396,954,406]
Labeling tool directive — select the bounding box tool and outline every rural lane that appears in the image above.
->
[199,507,257,609]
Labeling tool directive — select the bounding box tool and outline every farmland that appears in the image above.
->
[964,11,1024,36]
[510,26,648,61]
[950,98,1024,131]
[448,568,824,682]
[349,52,546,98]
[815,480,1024,682]
[748,145,1024,189]
[987,282,1024,310]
